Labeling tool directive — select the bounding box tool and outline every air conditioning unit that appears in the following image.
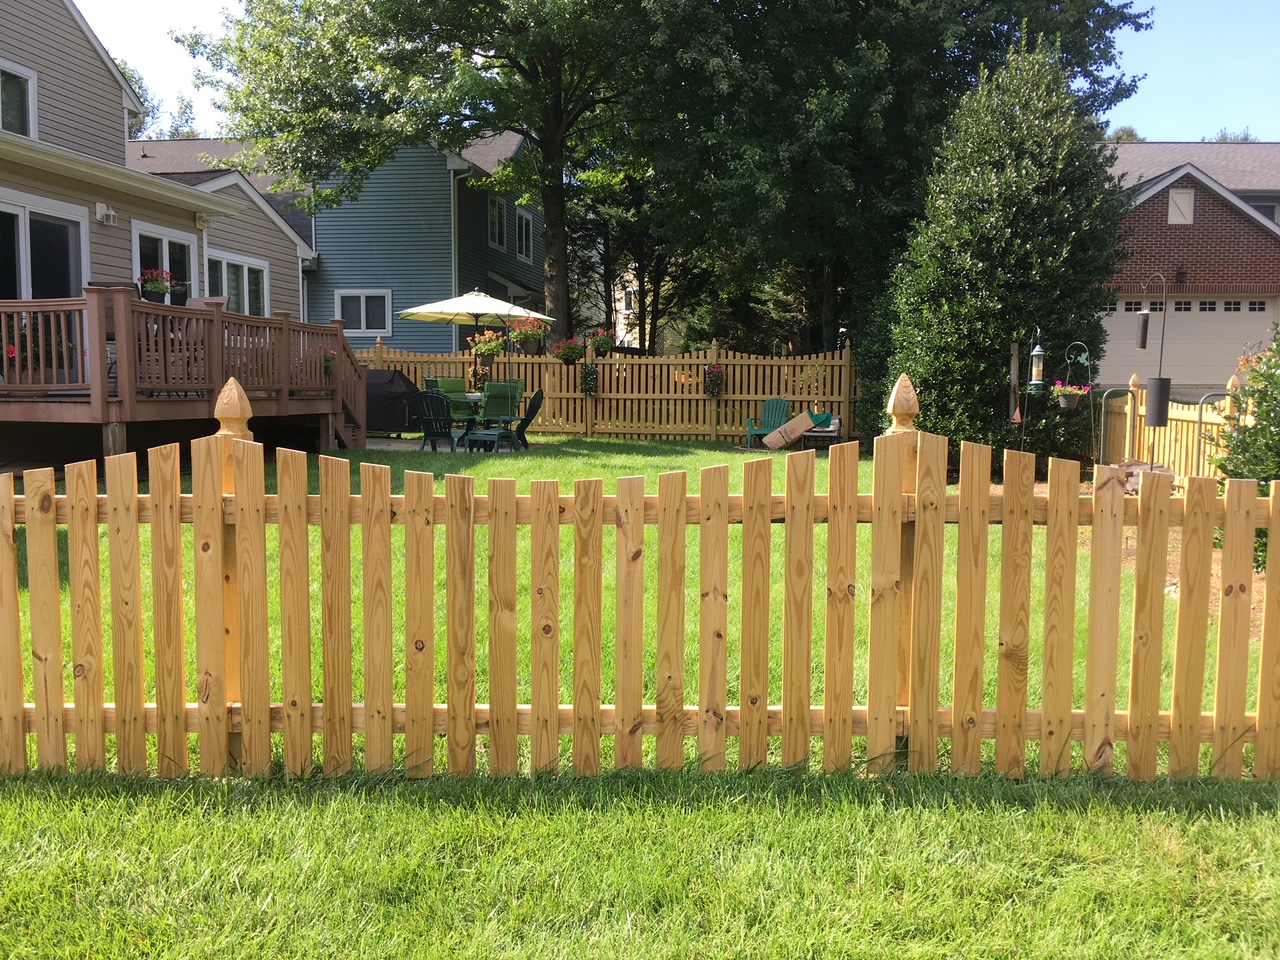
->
[94,203,117,227]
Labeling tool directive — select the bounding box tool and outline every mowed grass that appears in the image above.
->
[2,770,1279,958]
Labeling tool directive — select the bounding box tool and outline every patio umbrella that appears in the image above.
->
[398,289,555,334]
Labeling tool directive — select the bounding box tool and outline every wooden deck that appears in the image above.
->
[0,287,366,455]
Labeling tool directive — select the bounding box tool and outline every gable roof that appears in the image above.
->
[461,132,524,177]
[1132,163,1280,241]
[1111,142,1280,193]
[151,170,316,258]
[61,0,145,115]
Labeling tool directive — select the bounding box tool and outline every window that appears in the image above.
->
[0,60,36,138]
[336,290,390,336]
[516,207,533,263]
[1123,300,1142,312]
[1168,188,1195,224]
[1250,203,1277,222]
[488,194,506,250]
[1250,301,1268,312]
[1174,300,1192,312]
[1199,300,1216,312]
[133,220,198,302]
[208,253,269,316]
[1104,298,1117,313]
[1223,300,1241,312]
[623,288,637,313]
[1149,301,1163,312]
[0,187,87,300]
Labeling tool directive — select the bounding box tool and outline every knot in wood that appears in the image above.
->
[414,639,426,652]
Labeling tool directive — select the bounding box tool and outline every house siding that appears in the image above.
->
[456,182,544,306]
[0,0,129,165]
[205,182,303,319]
[308,145,457,352]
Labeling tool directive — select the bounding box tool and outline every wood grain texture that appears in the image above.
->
[1256,483,1280,778]
[1127,469,1172,781]
[66,460,105,772]
[0,473,22,773]
[739,458,772,770]
[190,437,229,775]
[277,448,313,778]
[994,449,1034,777]
[234,440,271,777]
[403,471,435,778]
[148,444,187,778]
[908,433,946,773]
[573,479,604,775]
[614,476,646,769]
[487,478,519,775]
[783,450,815,769]
[361,462,394,773]
[824,442,859,772]
[104,457,142,774]
[25,468,66,770]
[1212,479,1255,779]
[897,432,919,710]
[320,455,353,776]
[867,433,904,774]
[699,464,729,771]
[952,442,991,776]
[1169,476,1215,779]
[1040,457,1080,778]
[446,473,477,775]
[530,480,561,774]
[656,471,687,769]
[1085,465,1125,774]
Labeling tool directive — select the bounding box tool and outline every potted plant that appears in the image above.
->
[467,329,506,369]
[1050,381,1091,409]
[551,337,586,365]
[704,362,726,397]
[509,315,546,355]
[588,330,616,357]
[138,268,174,304]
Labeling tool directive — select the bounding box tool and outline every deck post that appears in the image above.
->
[884,373,920,759]
[111,287,137,421]
[274,311,292,416]
[214,378,254,765]
[83,286,112,420]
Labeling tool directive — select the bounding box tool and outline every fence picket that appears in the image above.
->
[530,480,561,774]
[1256,484,1280,778]
[66,460,104,772]
[446,473,477,775]
[234,440,271,777]
[1213,479,1256,779]
[149,444,186,778]
[1040,457,1080,777]
[573,479,604,775]
[104,457,143,775]
[277,448,313,778]
[321,455,354,776]
[908,433,946,773]
[739,458,772,770]
[24,467,65,771]
[615,476,646,769]
[361,462,395,774]
[191,437,229,775]
[997,449,1034,778]
[952,442,991,775]
[0,473,21,774]
[1085,465,1126,774]
[1128,469,1172,781]
[868,432,905,774]
[699,465,729,771]
[488,478,519,776]
[1169,476,1215,779]
[403,470,435,778]
[657,471,687,768]
[783,450,815,769]
[824,442,859,772]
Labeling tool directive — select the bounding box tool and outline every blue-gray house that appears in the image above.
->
[309,132,545,352]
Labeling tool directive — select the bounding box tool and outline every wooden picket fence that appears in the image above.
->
[2,388,1279,781]
[355,339,857,443]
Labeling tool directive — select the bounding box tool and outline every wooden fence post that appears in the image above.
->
[215,378,253,765]
[1125,373,1141,462]
[375,336,386,370]
[584,343,596,439]
[883,374,919,737]
[708,339,720,443]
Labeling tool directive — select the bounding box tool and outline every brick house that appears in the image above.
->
[1102,143,1280,396]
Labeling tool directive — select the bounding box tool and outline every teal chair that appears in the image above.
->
[479,379,524,427]
[746,398,790,448]
[434,377,474,421]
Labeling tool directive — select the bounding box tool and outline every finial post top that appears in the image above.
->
[884,373,920,435]
[214,377,254,441]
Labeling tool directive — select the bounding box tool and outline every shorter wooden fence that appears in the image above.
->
[355,339,856,443]
[2,387,1278,781]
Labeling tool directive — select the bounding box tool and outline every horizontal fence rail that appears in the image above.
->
[1,431,1278,781]
[355,339,857,443]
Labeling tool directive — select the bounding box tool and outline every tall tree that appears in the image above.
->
[888,42,1131,466]
[1106,124,1145,141]
[183,0,641,339]
[1205,127,1260,142]
[117,61,203,141]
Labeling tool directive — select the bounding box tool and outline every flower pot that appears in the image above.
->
[170,284,188,307]
[479,354,495,370]
[1058,394,1080,409]
[519,341,540,355]
[141,289,166,304]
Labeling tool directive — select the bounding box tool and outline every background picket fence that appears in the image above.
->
[2,418,1278,781]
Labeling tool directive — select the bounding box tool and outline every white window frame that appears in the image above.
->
[206,249,270,316]
[1198,300,1217,312]
[334,288,392,337]
[1174,300,1192,312]
[488,194,507,251]
[0,185,89,299]
[132,219,200,299]
[515,206,533,263]
[1169,188,1195,224]
[0,57,38,139]
[1149,301,1163,312]
[1123,300,1142,312]
[1223,300,1241,312]
[1249,301,1267,312]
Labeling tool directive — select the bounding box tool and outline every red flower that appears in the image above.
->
[6,345,15,359]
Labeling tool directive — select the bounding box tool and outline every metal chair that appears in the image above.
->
[746,397,790,448]
[410,390,473,452]
[467,389,544,453]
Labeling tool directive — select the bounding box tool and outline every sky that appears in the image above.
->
[71,0,1280,143]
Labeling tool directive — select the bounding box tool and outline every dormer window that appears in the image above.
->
[0,60,37,138]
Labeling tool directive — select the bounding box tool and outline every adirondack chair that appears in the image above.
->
[409,390,473,452]
[746,397,790,448]
[467,389,544,452]
[478,379,524,427]
[432,377,474,421]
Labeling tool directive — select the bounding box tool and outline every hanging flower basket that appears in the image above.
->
[1050,381,1090,410]
[704,362,725,397]
[551,337,586,365]
[581,362,599,395]
[1058,394,1079,409]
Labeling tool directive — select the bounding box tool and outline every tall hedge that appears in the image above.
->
[888,43,1130,468]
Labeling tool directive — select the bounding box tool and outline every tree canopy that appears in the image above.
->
[116,60,201,140]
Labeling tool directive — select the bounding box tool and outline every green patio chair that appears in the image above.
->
[746,397,790,448]
[467,389,544,453]
[409,390,474,452]
[433,377,474,421]
[478,379,524,427]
